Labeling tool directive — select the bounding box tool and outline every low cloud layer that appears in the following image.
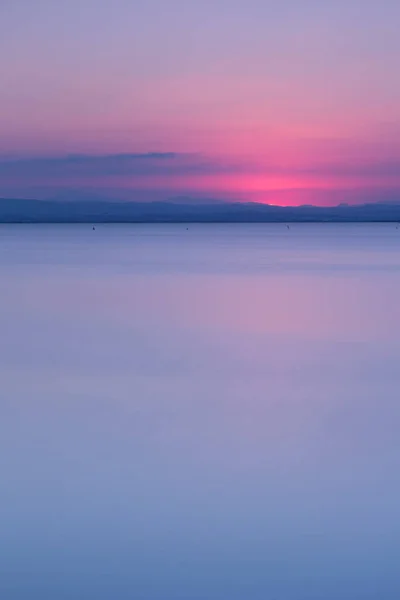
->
[1,151,400,205]
[0,153,240,178]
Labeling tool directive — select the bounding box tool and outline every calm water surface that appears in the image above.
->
[1,223,400,599]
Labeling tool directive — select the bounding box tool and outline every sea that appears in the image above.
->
[1,223,400,599]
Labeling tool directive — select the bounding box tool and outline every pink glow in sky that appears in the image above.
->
[1,0,400,205]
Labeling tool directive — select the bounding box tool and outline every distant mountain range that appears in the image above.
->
[1,198,400,223]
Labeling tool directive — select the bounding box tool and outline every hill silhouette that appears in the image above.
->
[1,198,400,223]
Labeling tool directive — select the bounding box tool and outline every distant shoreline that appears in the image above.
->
[2,219,400,224]
[1,199,400,224]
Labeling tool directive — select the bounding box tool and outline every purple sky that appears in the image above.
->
[1,0,400,204]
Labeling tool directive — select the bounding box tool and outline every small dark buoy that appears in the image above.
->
[186,227,189,231]
[286,224,290,230]
[93,226,95,231]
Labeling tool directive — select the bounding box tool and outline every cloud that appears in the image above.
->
[0,152,241,179]
[2,151,400,180]
[1,151,400,205]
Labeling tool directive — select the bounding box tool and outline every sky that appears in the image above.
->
[1,0,400,205]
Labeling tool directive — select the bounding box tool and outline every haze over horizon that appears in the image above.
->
[2,1,400,205]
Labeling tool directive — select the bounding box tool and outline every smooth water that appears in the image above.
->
[1,223,400,599]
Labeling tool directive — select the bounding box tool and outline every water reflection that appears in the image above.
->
[1,224,400,599]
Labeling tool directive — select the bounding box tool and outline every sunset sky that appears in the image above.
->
[1,0,400,205]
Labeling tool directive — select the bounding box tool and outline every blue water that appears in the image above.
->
[1,223,400,599]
